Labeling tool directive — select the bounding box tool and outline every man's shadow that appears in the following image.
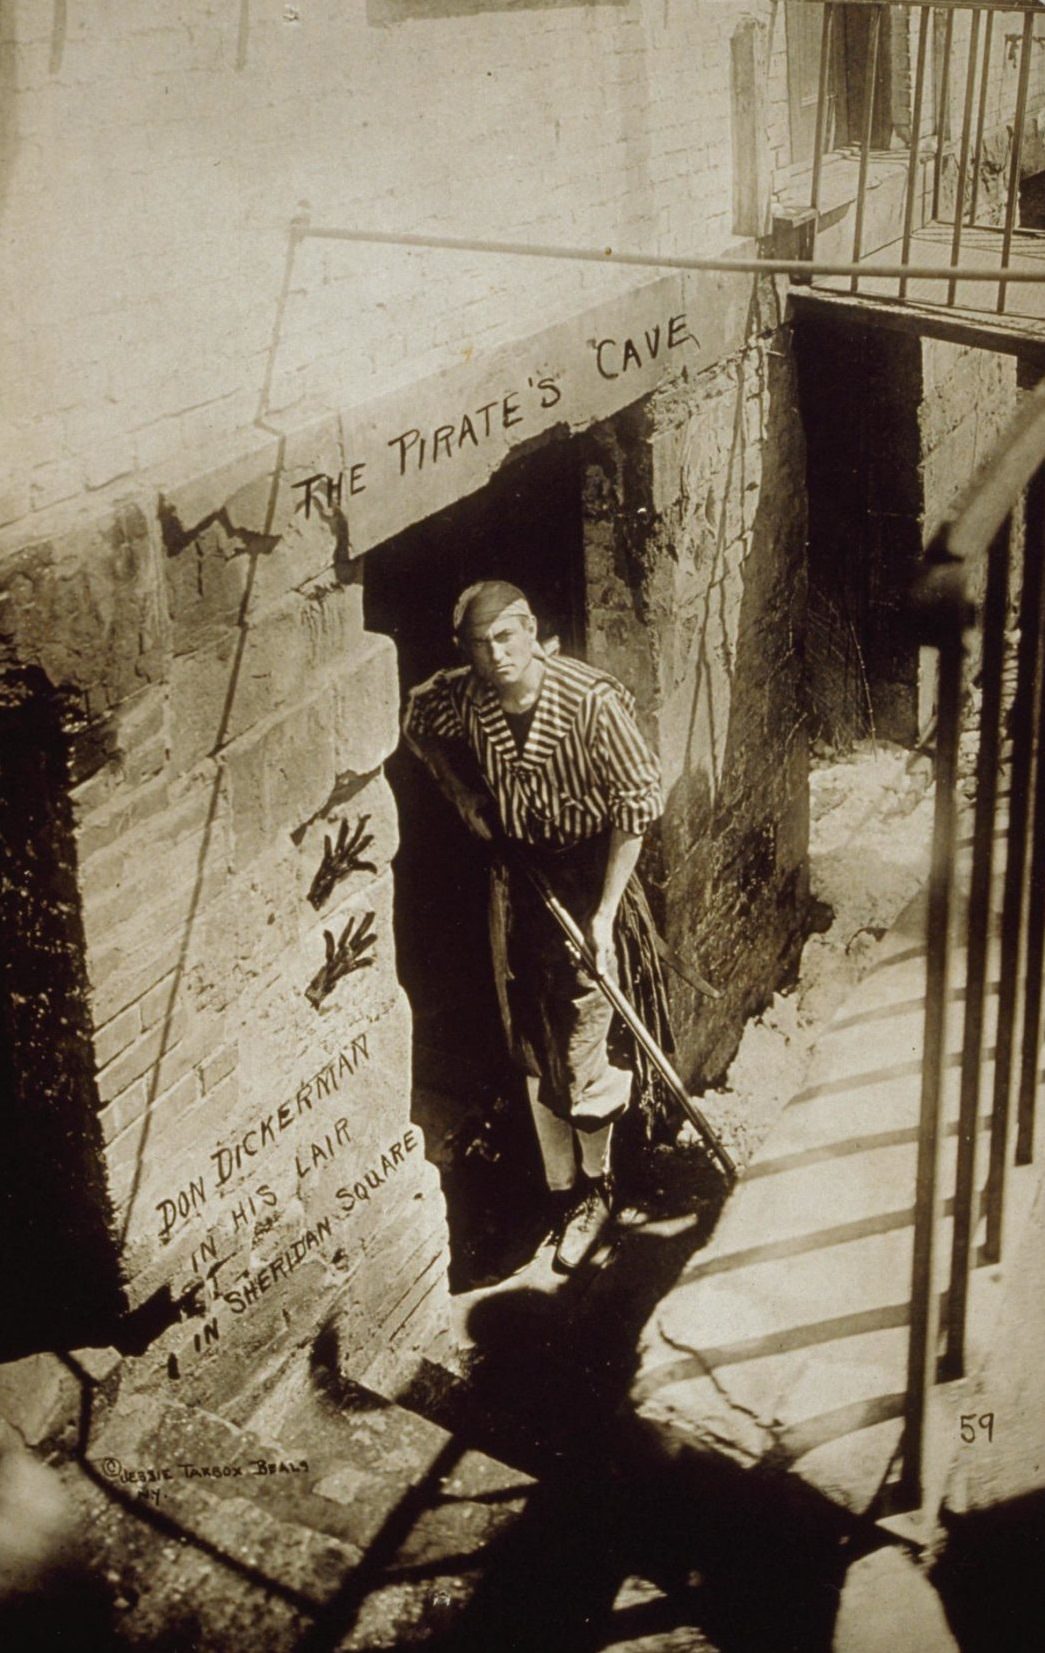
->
[409,1194,860,1653]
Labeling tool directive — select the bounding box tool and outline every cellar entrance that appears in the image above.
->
[363,437,588,1285]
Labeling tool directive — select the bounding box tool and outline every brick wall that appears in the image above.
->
[0,0,792,1398]
[920,339,1019,533]
[10,0,1022,1398]
[3,0,1027,1369]
[0,244,781,1405]
[2,0,767,548]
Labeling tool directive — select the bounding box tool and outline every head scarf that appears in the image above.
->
[452,581,534,639]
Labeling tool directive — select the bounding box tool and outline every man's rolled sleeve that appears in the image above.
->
[591,690,663,835]
[402,669,466,746]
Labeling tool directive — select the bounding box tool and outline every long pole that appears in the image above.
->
[508,849,738,1185]
[301,223,1045,287]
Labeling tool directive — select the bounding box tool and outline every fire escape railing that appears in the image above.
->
[803,0,1044,311]
[303,3,1045,299]
[902,379,1045,1508]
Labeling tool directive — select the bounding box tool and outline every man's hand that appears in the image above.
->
[585,828,642,976]
[584,906,615,977]
[452,784,493,840]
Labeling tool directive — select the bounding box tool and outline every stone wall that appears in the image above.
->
[0,433,452,1407]
[920,340,1019,538]
[584,283,810,1085]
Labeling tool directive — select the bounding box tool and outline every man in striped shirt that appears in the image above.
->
[402,580,666,1272]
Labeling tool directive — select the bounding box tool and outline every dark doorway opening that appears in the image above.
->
[363,437,588,1285]
[792,313,924,748]
[1019,167,1045,230]
[785,4,891,168]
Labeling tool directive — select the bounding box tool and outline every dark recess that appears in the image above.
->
[0,668,123,1356]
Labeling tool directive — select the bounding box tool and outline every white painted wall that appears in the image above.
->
[1,0,756,541]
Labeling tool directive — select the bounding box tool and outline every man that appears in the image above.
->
[402,580,668,1273]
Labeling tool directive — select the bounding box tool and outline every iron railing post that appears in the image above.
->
[968,12,994,228]
[934,10,957,225]
[985,470,1045,1259]
[943,515,1011,1378]
[809,1,837,259]
[998,8,1035,314]
[900,6,933,301]
[1015,556,1045,1164]
[948,9,983,306]
[900,601,966,1509]
[851,5,885,294]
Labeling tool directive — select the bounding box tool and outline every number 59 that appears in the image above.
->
[959,1412,994,1444]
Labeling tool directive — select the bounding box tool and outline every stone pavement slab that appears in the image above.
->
[630,862,1043,1520]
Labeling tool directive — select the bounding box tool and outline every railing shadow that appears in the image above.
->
[292,1162,890,1653]
[57,1353,318,1617]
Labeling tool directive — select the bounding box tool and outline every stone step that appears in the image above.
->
[832,1548,958,1653]
[60,1366,533,1650]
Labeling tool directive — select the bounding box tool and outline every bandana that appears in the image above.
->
[452,581,534,638]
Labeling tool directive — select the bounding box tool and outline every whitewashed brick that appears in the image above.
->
[0,0,792,540]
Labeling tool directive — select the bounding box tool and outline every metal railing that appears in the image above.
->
[901,378,1045,1507]
[802,0,1044,312]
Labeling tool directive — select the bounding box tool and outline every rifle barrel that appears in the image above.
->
[521,860,737,1183]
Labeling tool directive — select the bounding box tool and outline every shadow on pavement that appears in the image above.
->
[388,1173,863,1653]
[931,1489,1045,1653]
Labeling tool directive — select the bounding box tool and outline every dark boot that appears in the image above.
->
[552,1176,613,1273]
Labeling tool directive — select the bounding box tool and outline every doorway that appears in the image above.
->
[363,437,588,1283]
[786,3,889,168]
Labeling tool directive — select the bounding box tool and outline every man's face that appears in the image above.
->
[461,610,537,689]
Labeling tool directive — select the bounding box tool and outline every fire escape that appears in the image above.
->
[784,0,1045,362]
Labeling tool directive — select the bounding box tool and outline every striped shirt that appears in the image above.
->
[403,652,662,847]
